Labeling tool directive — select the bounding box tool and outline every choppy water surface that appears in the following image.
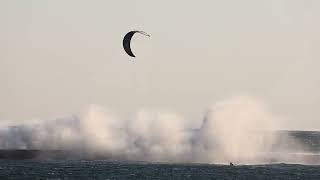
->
[1,160,320,180]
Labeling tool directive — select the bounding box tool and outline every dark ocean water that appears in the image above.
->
[1,160,320,180]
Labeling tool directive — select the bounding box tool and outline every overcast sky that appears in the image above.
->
[1,0,320,129]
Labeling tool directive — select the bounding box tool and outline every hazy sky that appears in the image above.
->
[1,0,320,129]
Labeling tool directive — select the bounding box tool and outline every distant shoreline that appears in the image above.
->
[0,150,70,160]
[0,150,320,164]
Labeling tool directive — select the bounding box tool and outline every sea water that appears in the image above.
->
[1,160,320,180]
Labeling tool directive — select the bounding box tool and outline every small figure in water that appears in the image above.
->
[229,162,234,166]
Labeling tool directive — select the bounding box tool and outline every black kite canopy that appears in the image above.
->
[123,31,150,57]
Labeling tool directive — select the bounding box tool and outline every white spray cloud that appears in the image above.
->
[195,96,281,163]
[126,109,192,162]
[0,96,313,164]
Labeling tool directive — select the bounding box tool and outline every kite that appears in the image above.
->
[123,31,150,57]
